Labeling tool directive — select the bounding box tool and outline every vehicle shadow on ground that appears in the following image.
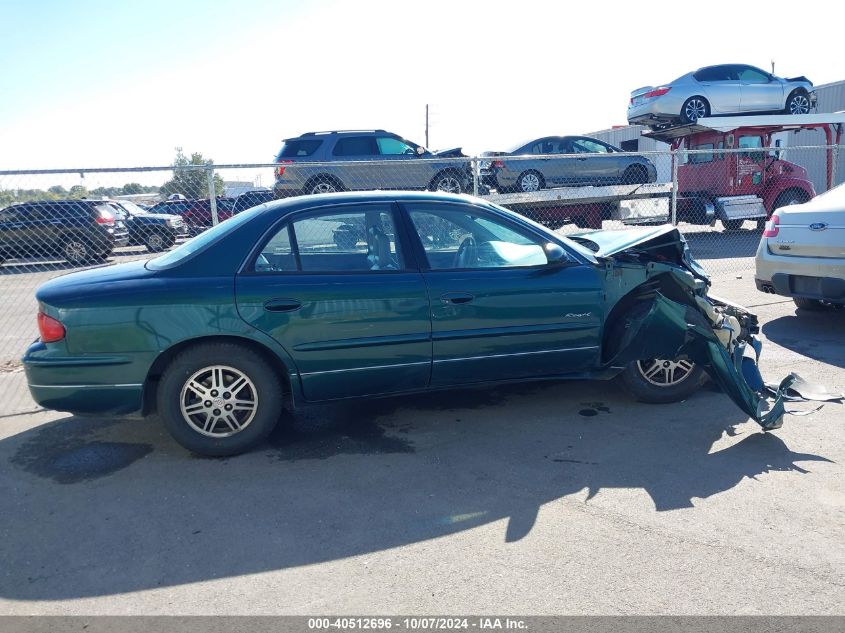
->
[684,228,762,261]
[0,380,828,600]
[763,308,845,369]
[0,248,150,276]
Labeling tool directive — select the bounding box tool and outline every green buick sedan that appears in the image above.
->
[24,191,781,456]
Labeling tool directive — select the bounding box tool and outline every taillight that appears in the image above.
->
[644,87,671,99]
[275,159,293,178]
[96,209,115,225]
[762,214,780,238]
[492,160,505,169]
[38,312,65,343]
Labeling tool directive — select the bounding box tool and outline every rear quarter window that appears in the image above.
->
[277,139,323,158]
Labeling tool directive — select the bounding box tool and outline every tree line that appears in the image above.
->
[0,149,224,209]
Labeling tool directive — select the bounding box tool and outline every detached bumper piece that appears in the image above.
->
[610,293,842,430]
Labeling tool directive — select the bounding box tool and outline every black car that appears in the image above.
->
[147,199,196,216]
[110,200,188,252]
[232,190,274,215]
[0,199,129,265]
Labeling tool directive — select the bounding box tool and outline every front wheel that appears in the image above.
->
[617,358,706,404]
[157,343,285,456]
[785,91,811,115]
[432,172,464,194]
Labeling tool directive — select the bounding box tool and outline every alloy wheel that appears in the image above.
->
[147,233,165,250]
[684,99,707,122]
[788,94,810,115]
[311,182,337,194]
[636,358,695,386]
[519,173,541,192]
[435,175,462,194]
[64,240,89,263]
[179,365,258,437]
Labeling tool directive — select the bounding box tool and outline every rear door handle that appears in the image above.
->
[263,298,302,313]
[440,292,474,305]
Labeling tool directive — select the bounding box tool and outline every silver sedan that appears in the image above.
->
[627,64,816,128]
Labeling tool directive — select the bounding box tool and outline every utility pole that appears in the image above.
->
[425,104,430,148]
[771,60,775,74]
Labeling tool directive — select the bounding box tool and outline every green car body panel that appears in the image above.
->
[22,191,790,430]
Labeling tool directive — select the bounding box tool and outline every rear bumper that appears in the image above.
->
[755,240,845,303]
[23,341,146,415]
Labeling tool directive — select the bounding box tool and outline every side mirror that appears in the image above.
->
[545,243,568,264]
[416,146,426,155]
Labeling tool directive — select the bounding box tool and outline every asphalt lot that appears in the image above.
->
[0,245,843,614]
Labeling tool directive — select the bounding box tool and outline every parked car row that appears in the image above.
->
[271,129,660,200]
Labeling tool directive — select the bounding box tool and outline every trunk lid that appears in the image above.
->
[768,186,845,258]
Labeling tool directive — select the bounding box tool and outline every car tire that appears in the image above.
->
[722,218,745,231]
[680,96,710,123]
[306,177,342,195]
[431,171,464,194]
[617,358,706,404]
[793,297,829,311]
[145,231,175,253]
[785,91,811,115]
[157,342,285,457]
[63,239,91,265]
[608,303,706,404]
[516,170,543,193]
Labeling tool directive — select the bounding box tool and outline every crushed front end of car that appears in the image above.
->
[569,225,839,429]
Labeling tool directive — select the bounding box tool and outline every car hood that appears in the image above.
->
[567,225,708,280]
[431,147,466,158]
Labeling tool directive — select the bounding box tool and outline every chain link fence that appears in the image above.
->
[1,144,842,412]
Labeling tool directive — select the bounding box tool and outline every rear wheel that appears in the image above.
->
[157,343,285,456]
[145,231,175,253]
[63,239,91,265]
[722,218,745,231]
[680,96,710,123]
[306,176,342,195]
[622,164,649,184]
[517,170,543,193]
[793,297,829,311]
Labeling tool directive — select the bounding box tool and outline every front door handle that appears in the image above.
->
[263,298,302,313]
[440,292,474,305]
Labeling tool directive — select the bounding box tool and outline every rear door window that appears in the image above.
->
[694,66,735,82]
[332,137,379,157]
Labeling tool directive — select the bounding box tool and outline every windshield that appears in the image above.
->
[146,205,263,270]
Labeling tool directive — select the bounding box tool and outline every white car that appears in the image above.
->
[755,183,845,310]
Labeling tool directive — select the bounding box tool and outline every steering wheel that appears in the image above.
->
[454,236,478,268]
[403,148,416,155]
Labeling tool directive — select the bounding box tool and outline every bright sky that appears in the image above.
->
[1,0,842,178]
